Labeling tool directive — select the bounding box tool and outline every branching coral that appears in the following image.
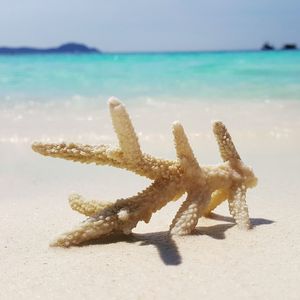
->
[32,98,257,247]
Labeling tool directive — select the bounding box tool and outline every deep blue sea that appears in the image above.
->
[0,51,300,104]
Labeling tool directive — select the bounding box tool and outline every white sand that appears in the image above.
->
[1,99,300,299]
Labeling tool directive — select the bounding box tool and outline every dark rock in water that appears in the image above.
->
[261,42,275,51]
[282,44,298,50]
[0,43,101,55]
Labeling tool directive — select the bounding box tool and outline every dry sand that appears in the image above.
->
[0,99,300,299]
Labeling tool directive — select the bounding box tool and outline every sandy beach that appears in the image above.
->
[1,99,300,299]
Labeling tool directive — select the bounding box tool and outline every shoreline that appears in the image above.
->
[1,99,300,299]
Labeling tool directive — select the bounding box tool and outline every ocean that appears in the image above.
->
[1,50,300,149]
[1,50,300,104]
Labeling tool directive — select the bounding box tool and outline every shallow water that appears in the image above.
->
[1,51,299,151]
[1,51,300,104]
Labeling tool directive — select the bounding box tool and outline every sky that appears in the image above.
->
[0,0,299,52]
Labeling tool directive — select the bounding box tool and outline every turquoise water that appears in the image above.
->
[1,51,300,103]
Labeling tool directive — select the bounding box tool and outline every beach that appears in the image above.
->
[1,95,300,299]
[1,0,300,294]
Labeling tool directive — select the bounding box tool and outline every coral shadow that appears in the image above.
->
[192,223,235,240]
[192,212,274,239]
[81,231,182,266]
[134,231,182,266]
[207,212,275,228]
[76,214,274,266]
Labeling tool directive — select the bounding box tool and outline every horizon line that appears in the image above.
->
[1,49,298,56]
[0,42,298,55]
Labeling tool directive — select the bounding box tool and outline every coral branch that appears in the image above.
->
[172,122,200,171]
[213,121,240,162]
[50,215,118,247]
[203,188,230,216]
[69,194,111,216]
[228,185,250,229]
[32,142,178,180]
[170,191,210,235]
[32,142,124,165]
[109,97,142,163]
[52,178,184,247]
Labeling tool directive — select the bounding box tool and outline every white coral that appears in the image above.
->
[32,98,257,247]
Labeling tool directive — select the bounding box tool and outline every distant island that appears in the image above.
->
[261,42,275,51]
[0,43,101,55]
[282,43,298,50]
[261,42,298,51]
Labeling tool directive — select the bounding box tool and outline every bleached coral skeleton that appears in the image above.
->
[32,98,257,247]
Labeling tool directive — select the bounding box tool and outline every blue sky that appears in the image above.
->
[0,0,299,52]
